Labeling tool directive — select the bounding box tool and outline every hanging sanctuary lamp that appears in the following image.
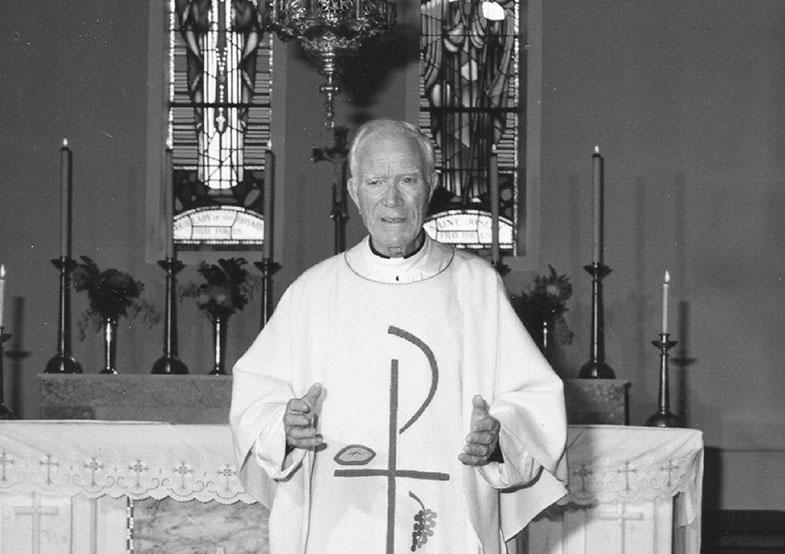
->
[265,0,397,127]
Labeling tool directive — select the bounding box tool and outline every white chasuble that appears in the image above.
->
[230,236,568,554]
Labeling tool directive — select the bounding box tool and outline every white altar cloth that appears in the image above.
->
[0,421,702,553]
[527,424,704,554]
[562,425,703,512]
[0,420,255,504]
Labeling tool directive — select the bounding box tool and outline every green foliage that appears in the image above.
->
[70,256,159,339]
[181,257,260,320]
[510,264,574,347]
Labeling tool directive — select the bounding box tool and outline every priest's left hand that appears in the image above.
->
[459,395,501,466]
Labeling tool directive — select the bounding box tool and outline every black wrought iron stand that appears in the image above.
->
[45,257,81,373]
[579,262,615,378]
[646,333,680,427]
[152,257,189,374]
[254,258,281,329]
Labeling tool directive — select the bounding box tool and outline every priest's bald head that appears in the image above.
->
[347,119,439,258]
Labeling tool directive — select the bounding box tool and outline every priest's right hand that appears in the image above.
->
[284,382,324,450]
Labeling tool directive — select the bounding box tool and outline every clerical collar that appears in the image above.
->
[344,233,454,284]
[368,232,426,259]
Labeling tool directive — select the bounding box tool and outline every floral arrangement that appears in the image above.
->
[182,257,258,320]
[510,264,574,349]
[70,256,159,338]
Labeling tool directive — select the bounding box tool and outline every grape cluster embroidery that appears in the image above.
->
[409,491,437,551]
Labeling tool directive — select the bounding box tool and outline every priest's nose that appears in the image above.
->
[381,183,403,207]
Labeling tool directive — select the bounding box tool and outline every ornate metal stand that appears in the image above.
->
[254,258,281,328]
[646,333,680,427]
[267,0,396,128]
[152,258,189,374]
[45,257,82,373]
[579,262,615,378]
[0,328,15,418]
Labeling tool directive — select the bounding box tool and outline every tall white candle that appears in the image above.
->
[489,149,500,265]
[263,149,275,260]
[163,146,174,258]
[662,270,670,334]
[60,139,72,259]
[592,146,603,263]
[0,264,5,329]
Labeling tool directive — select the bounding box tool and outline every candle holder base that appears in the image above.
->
[151,258,188,375]
[253,259,281,276]
[46,256,81,374]
[583,262,612,279]
[578,358,616,379]
[645,410,680,428]
[45,353,82,374]
[646,334,680,428]
[579,261,614,379]
[151,356,189,375]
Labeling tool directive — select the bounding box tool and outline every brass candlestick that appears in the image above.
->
[45,256,82,373]
[0,329,15,418]
[152,257,188,374]
[646,333,680,427]
[579,262,615,378]
[254,258,281,328]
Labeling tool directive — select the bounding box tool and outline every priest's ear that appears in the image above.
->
[427,170,439,201]
[347,176,360,209]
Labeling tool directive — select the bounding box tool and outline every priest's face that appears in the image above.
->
[348,131,437,257]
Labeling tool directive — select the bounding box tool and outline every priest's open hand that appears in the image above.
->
[284,383,324,450]
[459,395,501,466]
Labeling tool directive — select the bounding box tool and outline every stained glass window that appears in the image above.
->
[168,0,273,249]
[419,0,522,255]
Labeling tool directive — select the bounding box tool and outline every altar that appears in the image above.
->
[0,421,266,553]
[524,425,704,554]
[0,420,702,553]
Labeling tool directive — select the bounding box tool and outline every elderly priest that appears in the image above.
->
[230,118,567,553]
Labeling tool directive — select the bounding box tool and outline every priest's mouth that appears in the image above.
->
[381,217,407,223]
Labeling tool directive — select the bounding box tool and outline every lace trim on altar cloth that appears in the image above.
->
[0,421,703,521]
[555,425,704,529]
[0,421,256,504]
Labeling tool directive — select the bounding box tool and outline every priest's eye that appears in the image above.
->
[366,178,384,187]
